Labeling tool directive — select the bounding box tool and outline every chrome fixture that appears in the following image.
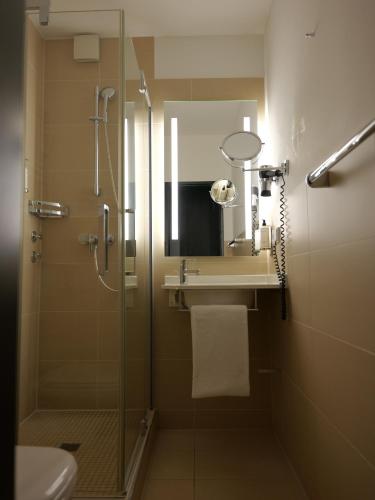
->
[227,237,246,248]
[90,86,116,197]
[175,288,259,312]
[179,259,200,284]
[306,119,375,187]
[31,230,42,242]
[25,0,50,25]
[90,86,101,196]
[219,130,264,168]
[31,251,42,263]
[100,87,116,123]
[78,233,99,254]
[251,186,259,255]
[28,200,69,218]
[79,206,117,292]
[256,161,289,197]
[139,71,151,108]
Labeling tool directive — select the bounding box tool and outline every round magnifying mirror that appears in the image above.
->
[210,179,237,206]
[219,131,263,167]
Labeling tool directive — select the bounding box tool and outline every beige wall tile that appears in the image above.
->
[45,39,99,81]
[310,238,375,352]
[273,373,375,500]
[286,183,310,256]
[44,125,92,171]
[39,311,98,361]
[40,263,98,311]
[154,360,194,410]
[98,311,121,360]
[132,37,155,80]
[100,38,120,80]
[308,329,375,465]
[44,81,96,125]
[286,253,311,325]
[38,388,97,409]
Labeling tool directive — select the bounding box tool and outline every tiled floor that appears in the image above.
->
[141,428,308,500]
[19,410,121,497]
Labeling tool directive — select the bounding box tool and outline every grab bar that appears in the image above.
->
[306,119,375,187]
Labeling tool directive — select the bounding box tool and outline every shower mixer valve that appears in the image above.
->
[78,233,114,254]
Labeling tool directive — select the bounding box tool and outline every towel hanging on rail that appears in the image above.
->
[191,305,250,398]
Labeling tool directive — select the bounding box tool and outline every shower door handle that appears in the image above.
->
[98,203,110,276]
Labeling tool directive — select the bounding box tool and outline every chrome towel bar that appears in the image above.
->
[306,119,375,187]
[175,289,259,312]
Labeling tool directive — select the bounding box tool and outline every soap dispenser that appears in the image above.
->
[260,219,271,250]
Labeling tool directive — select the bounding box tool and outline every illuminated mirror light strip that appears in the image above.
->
[171,117,179,240]
[124,117,129,240]
[243,116,252,240]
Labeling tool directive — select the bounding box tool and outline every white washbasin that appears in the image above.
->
[162,274,280,290]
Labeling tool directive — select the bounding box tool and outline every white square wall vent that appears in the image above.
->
[74,34,100,62]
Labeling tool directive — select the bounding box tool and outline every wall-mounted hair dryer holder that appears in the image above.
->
[242,160,289,197]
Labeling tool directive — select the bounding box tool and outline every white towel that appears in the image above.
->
[191,305,250,398]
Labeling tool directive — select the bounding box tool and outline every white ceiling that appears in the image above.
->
[50,0,272,37]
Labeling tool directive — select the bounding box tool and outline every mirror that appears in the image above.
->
[210,179,237,206]
[164,100,260,256]
[219,131,263,167]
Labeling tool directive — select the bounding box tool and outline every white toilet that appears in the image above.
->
[16,446,77,500]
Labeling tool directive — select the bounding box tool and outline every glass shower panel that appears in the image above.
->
[122,37,151,489]
[18,9,126,497]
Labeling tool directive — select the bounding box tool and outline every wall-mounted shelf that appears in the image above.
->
[28,200,69,218]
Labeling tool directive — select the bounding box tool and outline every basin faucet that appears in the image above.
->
[180,259,200,284]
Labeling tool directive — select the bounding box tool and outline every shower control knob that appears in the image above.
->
[31,251,42,263]
[31,230,42,242]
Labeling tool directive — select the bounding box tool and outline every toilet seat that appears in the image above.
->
[16,446,77,500]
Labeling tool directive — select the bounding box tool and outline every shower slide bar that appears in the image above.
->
[306,119,375,187]
[90,85,101,197]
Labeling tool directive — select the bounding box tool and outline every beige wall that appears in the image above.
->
[38,37,121,409]
[18,19,44,422]
[265,0,375,497]
[133,37,275,428]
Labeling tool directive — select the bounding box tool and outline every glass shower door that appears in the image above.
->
[18,9,127,496]
[122,37,152,493]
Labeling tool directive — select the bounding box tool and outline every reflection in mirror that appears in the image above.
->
[210,179,237,206]
[219,130,263,167]
[164,100,260,256]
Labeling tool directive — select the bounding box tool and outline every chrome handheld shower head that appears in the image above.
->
[100,87,115,122]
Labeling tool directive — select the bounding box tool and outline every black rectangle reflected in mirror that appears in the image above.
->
[165,181,223,256]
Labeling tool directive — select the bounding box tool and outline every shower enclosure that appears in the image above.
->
[18,8,151,497]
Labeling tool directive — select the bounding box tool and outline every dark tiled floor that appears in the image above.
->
[142,428,307,500]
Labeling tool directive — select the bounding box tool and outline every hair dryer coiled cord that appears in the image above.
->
[272,174,287,320]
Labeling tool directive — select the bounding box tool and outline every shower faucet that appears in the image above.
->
[180,259,200,284]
